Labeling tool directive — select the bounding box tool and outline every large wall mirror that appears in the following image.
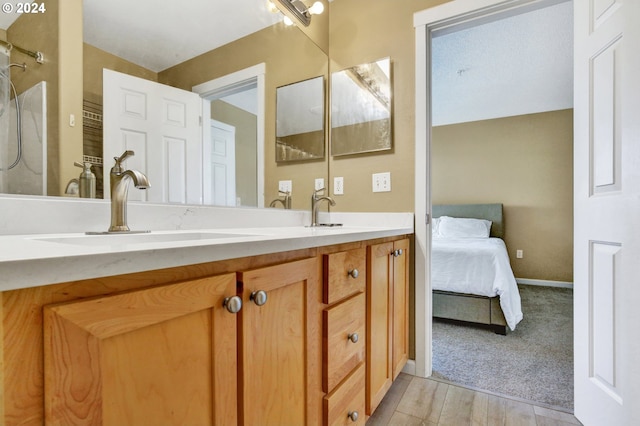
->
[0,0,329,210]
[331,57,392,156]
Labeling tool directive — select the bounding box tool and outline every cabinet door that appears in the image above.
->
[43,274,239,426]
[392,238,410,379]
[237,257,322,426]
[366,242,393,415]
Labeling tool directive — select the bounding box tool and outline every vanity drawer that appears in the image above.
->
[323,248,366,304]
[324,363,366,426]
[323,293,365,393]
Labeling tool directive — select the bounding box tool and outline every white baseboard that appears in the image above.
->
[402,359,416,376]
[516,278,573,289]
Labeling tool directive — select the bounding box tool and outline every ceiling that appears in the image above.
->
[432,0,573,126]
[0,0,284,73]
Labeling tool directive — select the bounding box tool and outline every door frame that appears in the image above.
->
[192,63,265,208]
[412,0,571,378]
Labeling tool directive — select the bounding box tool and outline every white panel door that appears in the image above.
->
[103,69,202,204]
[203,120,236,206]
[574,0,640,424]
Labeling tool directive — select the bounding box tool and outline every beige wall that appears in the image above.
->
[432,110,574,282]
[83,44,158,106]
[328,0,446,212]
[159,23,329,210]
[57,0,83,196]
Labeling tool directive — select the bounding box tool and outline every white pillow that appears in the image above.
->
[437,216,492,238]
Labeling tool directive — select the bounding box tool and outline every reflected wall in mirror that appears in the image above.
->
[0,0,329,211]
[330,57,392,156]
[276,76,324,162]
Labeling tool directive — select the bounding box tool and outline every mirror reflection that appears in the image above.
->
[276,76,325,162]
[331,57,392,156]
[0,0,329,209]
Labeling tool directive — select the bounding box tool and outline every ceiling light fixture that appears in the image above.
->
[275,0,324,27]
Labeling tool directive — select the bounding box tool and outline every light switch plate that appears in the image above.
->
[278,180,292,194]
[372,172,391,192]
[315,178,325,193]
[334,177,344,195]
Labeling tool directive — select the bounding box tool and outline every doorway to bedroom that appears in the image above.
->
[427,0,574,411]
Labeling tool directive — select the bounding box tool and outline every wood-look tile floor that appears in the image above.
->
[366,374,582,426]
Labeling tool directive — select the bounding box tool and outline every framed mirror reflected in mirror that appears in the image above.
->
[276,75,325,162]
[330,57,391,156]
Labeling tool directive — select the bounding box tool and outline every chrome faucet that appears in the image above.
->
[269,191,291,209]
[108,150,150,232]
[310,188,335,227]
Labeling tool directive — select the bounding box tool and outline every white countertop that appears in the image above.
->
[0,195,413,291]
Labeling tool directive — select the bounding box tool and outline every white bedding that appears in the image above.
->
[432,237,523,330]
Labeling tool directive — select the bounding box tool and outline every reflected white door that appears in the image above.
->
[204,120,236,206]
[574,0,640,424]
[103,69,202,204]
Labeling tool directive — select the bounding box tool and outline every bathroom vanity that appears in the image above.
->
[0,197,413,425]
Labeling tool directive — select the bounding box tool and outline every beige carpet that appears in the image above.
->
[431,284,573,411]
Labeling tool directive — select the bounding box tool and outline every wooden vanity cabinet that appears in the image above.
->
[391,238,410,380]
[2,235,410,425]
[43,273,239,425]
[237,257,323,426]
[366,238,410,416]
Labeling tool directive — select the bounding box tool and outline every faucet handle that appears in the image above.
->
[114,150,135,165]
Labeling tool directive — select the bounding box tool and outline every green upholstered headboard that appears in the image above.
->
[432,203,504,239]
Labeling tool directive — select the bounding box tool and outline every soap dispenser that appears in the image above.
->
[74,161,96,198]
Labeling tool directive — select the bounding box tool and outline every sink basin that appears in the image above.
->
[35,231,257,247]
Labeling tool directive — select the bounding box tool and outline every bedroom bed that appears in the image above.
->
[431,203,523,335]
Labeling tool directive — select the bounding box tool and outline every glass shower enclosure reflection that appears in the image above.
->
[0,45,47,195]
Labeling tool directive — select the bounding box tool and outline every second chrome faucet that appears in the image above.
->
[310,188,335,227]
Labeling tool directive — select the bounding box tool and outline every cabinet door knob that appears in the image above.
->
[393,249,403,257]
[348,411,359,422]
[223,296,242,314]
[347,332,359,343]
[348,268,359,279]
[250,290,268,306]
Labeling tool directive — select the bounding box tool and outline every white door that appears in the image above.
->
[103,69,202,204]
[204,119,236,206]
[574,0,640,424]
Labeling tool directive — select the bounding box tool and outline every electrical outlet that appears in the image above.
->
[372,172,391,193]
[516,249,523,259]
[278,180,292,194]
[315,178,325,193]
[334,177,344,195]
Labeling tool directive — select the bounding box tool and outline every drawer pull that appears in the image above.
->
[223,296,242,314]
[347,332,359,344]
[393,249,403,257]
[250,290,268,306]
[348,268,359,279]
[348,411,359,422]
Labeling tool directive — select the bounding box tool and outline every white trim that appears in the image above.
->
[402,359,416,376]
[516,278,573,289]
[192,63,266,208]
[413,21,430,379]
